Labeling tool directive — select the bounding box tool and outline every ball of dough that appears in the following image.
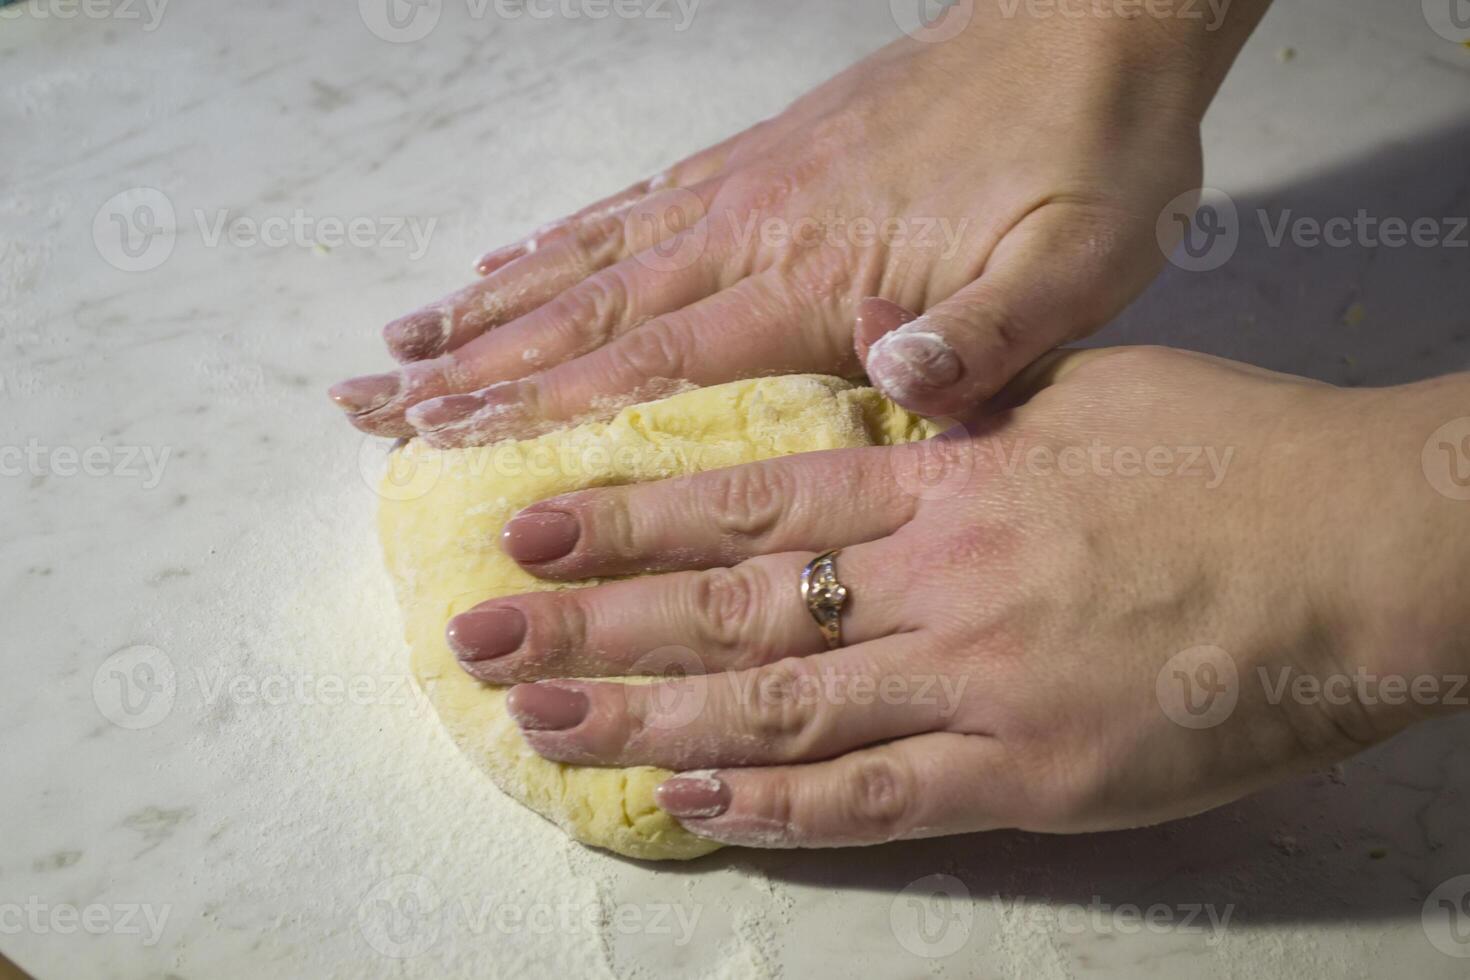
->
[378,375,938,860]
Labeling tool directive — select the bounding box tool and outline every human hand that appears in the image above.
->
[330,4,1268,446]
[444,347,1470,846]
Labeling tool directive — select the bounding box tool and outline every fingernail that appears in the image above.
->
[475,242,528,276]
[447,606,527,662]
[329,372,400,415]
[868,324,961,398]
[507,683,588,731]
[407,392,485,432]
[656,771,731,819]
[502,511,580,564]
[384,309,450,360]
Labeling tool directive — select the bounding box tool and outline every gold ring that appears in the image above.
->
[800,549,848,650]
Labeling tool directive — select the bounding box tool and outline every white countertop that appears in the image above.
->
[3,0,1470,977]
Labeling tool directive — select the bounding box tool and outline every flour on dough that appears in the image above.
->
[378,375,938,861]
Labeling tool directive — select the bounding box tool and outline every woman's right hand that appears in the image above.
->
[331,1,1270,447]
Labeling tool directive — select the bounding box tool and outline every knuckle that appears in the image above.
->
[543,591,591,663]
[741,657,823,751]
[704,464,792,549]
[611,318,689,382]
[690,564,768,654]
[579,488,640,560]
[553,269,631,354]
[844,754,918,841]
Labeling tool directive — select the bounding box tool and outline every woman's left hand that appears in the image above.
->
[444,346,1467,847]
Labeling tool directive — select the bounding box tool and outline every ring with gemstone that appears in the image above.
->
[800,549,848,650]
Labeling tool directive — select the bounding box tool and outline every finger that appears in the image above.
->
[499,446,917,579]
[863,201,1162,417]
[653,732,1016,847]
[334,213,735,439]
[450,543,910,683]
[505,634,957,770]
[381,179,720,364]
[407,270,851,449]
[471,126,752,280]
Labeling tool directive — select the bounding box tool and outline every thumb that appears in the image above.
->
[860,203,1159,417]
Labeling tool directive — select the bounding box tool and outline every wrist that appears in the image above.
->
[1318,377,1470,730]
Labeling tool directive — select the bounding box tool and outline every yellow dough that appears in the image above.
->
[377,375,939,861]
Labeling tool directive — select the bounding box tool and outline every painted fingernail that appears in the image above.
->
[502,511,580,564]
[656,771,731,819]
[447,606,527,662]
[384,309,451,361]
[867,322,961,400]
[406,392,486,432]
[329,372,401,415]
[475,242,528,276]
[507,683,588,731]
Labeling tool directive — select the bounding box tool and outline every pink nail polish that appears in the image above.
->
[384,309,450,361]
[407,392,486,432]
[475,242,529,277]
[507,683,588,731]
[328,372,401,415]
[868,325,961,401]
[447,606,527,662]
[656,771,731,819]
[502,512,580,564]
